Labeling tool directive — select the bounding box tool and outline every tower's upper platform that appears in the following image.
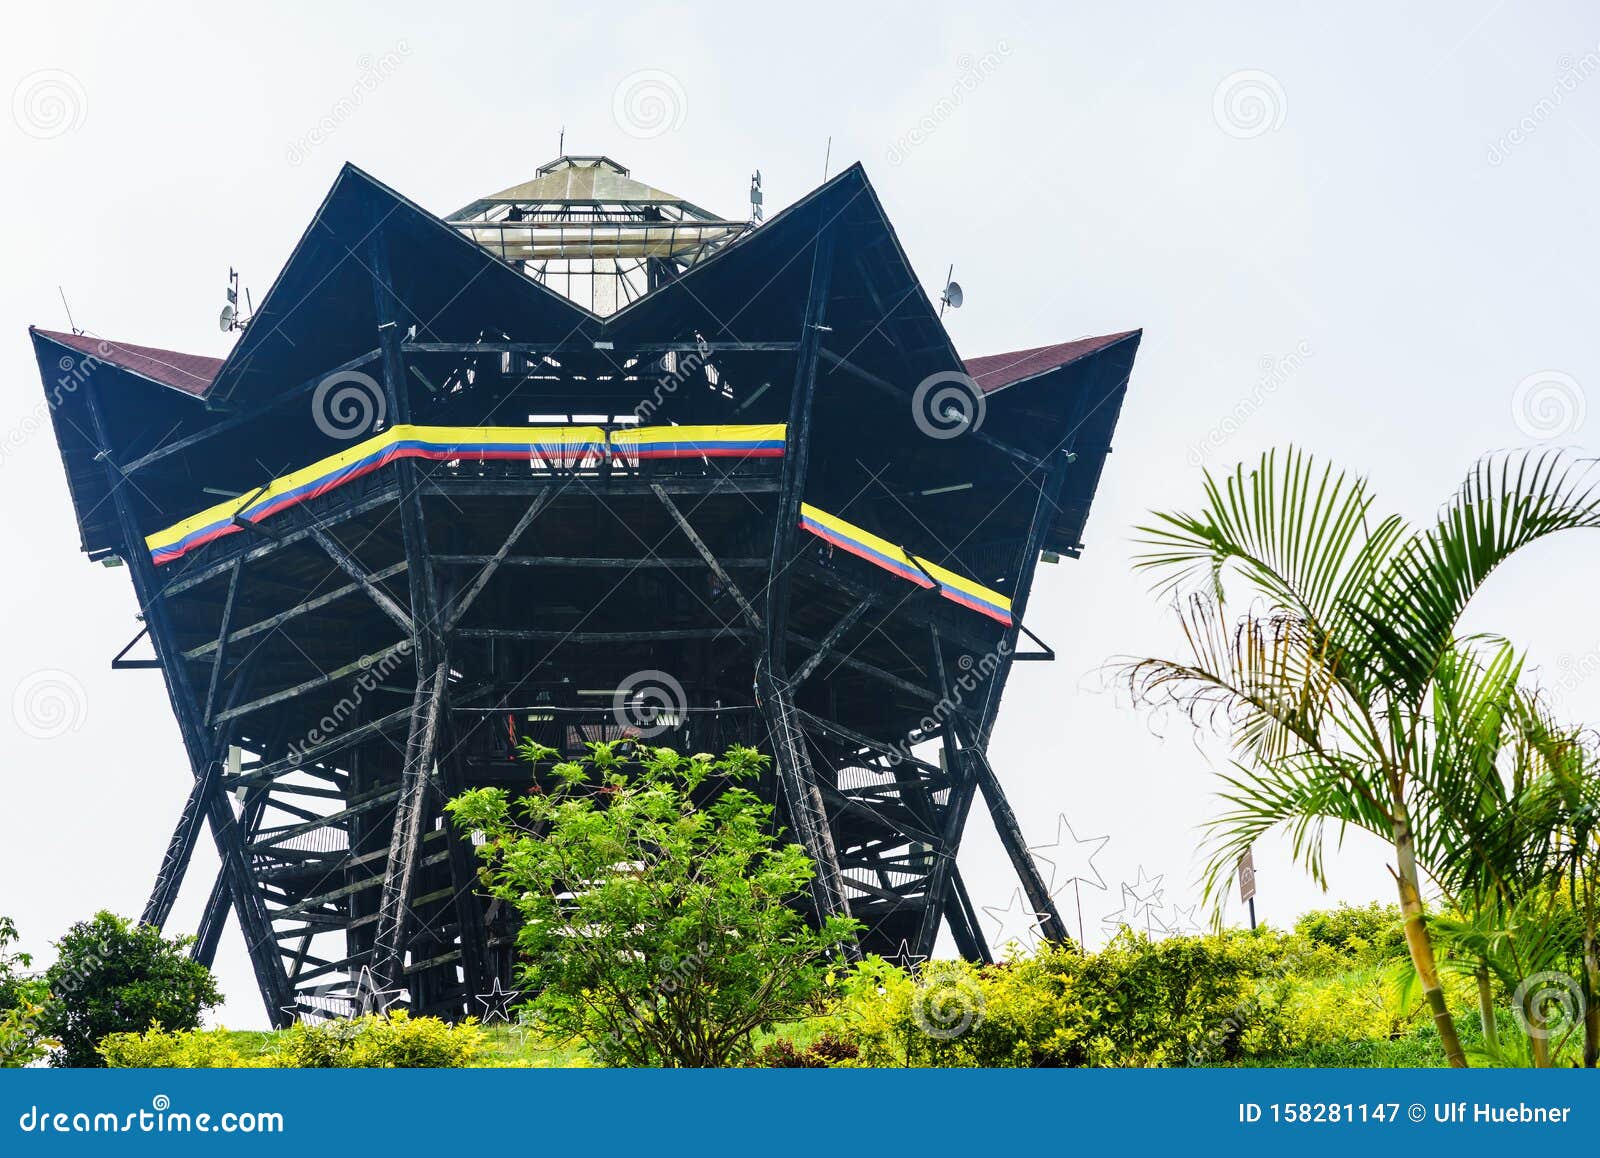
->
[446,156,746,315]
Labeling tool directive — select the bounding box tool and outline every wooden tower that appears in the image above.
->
[31,156,1139,1023]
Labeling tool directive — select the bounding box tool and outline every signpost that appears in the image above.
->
[1237,848,1257,929]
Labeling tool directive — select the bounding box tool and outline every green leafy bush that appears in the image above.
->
[0,916,54,1068]
[1294,903,1407,964]
[820,934,1288,1067]
[99,1025,260,1068]
[101,1013,484,1069]
[812,924,1458,1068]
[448,741,859,1067]
[39,912,221,1068]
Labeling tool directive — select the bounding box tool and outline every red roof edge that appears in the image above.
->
[963,329,1141,393]
[31,328,221,398]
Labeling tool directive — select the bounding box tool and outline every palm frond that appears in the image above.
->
[1135,448,1410,635]
[1363,449,1600,702]
[1119,593,1382,769]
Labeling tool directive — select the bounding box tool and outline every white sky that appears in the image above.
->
[5,1,1600,1027]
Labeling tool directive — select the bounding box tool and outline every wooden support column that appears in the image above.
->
[371,662,448,989]
[924,385,1089,954]
[83,382,293,1024]
[913,626,983,959]
[366,211,491,997]
[754,227,855,939]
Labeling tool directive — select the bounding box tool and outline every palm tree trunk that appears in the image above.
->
[1583,911,1598,1069]
[1393,822,1468,1067]
[1475,961,1499,1059]
[1521,984,1552,1068]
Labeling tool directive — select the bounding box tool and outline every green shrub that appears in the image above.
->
[99,1025,260,1068]
[813,922,1452,1068]
[269,1012,482,1068]
[1293,903,1407,964]
[341,1011,484,1068]
[447,742,858,1067]
[40,912,222,1068]
[820,933,1295,1068]
[0,916,53,1067]
[101,1012,484,1069]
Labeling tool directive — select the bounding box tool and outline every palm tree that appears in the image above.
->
[1123,448,1600,1067]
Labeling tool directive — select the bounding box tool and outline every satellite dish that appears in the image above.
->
[938,264,963,317]
[219,303,236,332]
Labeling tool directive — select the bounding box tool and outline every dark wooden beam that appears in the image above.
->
[183,562,409,661]
[791,598,871,688]
[435,555,768,570]
[652,483,762,632]
[441,489,555,632]
[372,663,448,989]
[307,525,415,635]
[202,560,243,725]
[164,486,402,596]
[212,642,410,724]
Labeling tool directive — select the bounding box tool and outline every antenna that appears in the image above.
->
[822,136,832,181]
[57,286,82,335]
[558,125,565,156]
[749,170,764,223]
[939,265,964,317]
[220,267,251,332]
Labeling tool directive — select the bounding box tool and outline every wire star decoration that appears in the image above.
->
[1158,902,1201,937]
[279,1002,331,1026]
[510,1007,540,1047]
[1100,884,1142,938]
[474,977,522,1024]
[982,887,1049,956]
[350,966,407,1017]
[1124,866,1166,921]
[883,939,928,972]
[1028,813,1111,896]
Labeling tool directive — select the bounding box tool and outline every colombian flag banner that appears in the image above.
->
[145,424,784,567]
[798,503,1013,627]
[610,424,787,462]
